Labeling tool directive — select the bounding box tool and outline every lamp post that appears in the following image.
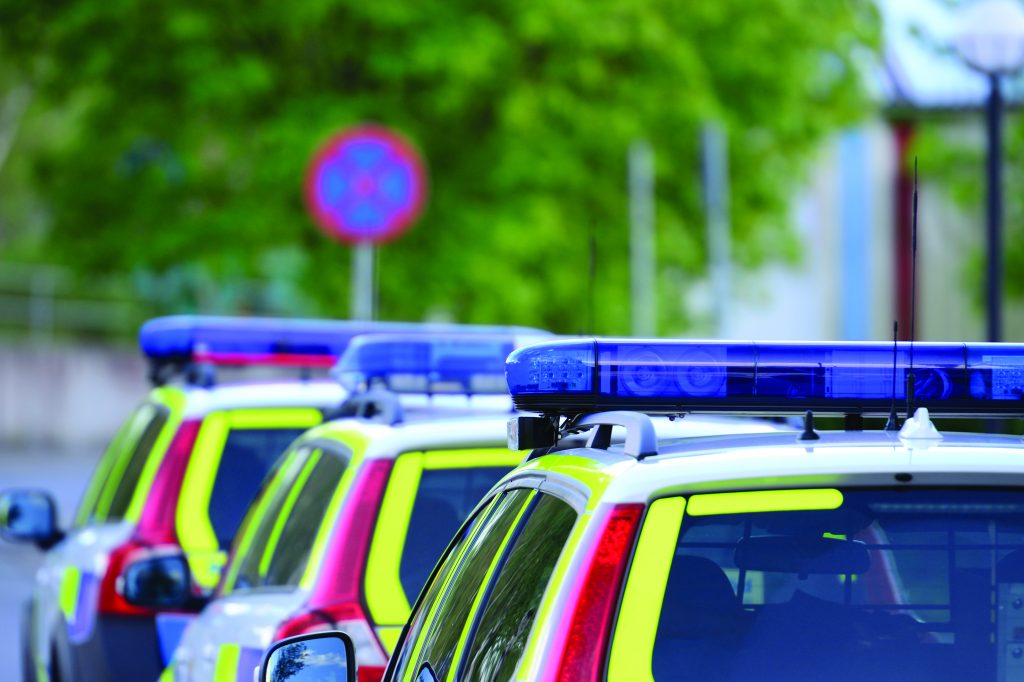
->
[954,0,1024,342]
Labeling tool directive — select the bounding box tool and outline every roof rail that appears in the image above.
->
[576,411,658,460]
[328,388,404,426]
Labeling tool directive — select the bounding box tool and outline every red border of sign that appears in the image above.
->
[303,124,428,245]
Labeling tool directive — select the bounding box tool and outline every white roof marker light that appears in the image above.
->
[505,339,1024,416]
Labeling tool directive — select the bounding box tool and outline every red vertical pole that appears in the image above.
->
[893,121,915,340]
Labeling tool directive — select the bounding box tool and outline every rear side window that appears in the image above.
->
[400,467,513,599]
[207,428,306,548]
[263,446,349,587]
[459,495,578,681]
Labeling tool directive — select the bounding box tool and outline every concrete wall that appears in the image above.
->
[0,342,148,449]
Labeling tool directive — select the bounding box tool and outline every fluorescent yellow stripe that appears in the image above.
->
[400,497,499,682]
[377,626,403,654]
[259,450,322,576]
[420,450,524,470]
[364,448,521,626]
[364,453,422,624]
[213,643,241,682]
[516,454,614,512]
[445,492,536,682]
[59,567,82,622]
[686,489,844,516]
[124,387,187,522]
[176,412,229,586]
[221,448,304,592]
[298,430,371,588]
[158,664,174,681]
[608,498,684,682]
[227,408,322,430]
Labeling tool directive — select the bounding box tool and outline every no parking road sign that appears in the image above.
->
[305,125,428,245]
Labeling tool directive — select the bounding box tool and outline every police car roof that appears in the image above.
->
[300,411,790,463]
[301,413,516,461]
[514,429,1024,505]
[176,380,345,418]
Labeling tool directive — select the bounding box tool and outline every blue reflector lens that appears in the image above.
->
[337,333,549,394]
[506,339,1024,415]
[140,316,550,369]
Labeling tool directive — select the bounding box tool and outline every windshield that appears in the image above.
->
[647,488,1024,681]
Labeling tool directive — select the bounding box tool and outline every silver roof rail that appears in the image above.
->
[579,411,658,460]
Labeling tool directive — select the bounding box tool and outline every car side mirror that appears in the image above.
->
[119,551,204,610]
[260,631,355,682]
[0,489,62,549]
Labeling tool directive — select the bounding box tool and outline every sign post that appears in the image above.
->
[304,125,427,320]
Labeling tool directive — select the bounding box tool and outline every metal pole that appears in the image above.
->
[629,140,656,337]
[986,73,1003,342]
[702,123,731,337]
[351,242,375,321]
[29,269,55,342]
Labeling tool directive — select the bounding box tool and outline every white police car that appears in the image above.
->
[0,316,543,682]
[159,334,787,682]
[259,338,1024,682]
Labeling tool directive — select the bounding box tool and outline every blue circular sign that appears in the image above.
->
[305,125,427,244]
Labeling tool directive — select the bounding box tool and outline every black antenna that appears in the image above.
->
[885,320,900,431]
[581,219,597,336]
[906,157,919,418]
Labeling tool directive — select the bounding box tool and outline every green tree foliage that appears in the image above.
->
[0,0,879,333]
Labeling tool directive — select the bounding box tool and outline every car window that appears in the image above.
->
[625,488,1024,682]
[400,466,514,600]
[228,445,318,592]
[104,404,170,520]
[207,427,307,548]
[82,403,169,523]
[75,408,138,525]
[262,445,350,587]
[459,494,578,681]
[395,488,534,682]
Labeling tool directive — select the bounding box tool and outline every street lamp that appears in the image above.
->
[954,0,1024,342]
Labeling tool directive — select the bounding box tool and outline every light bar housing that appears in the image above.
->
[506,338,1024,416]
[336,333,550,394]
[139,316,548,370]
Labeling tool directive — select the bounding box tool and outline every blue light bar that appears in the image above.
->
[506,339,1024,416]
[140,316,550,369]
[337,333,550,394]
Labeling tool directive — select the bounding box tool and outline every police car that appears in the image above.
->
[259,338,1024,682]
[153,333,536,682]
[159,334,787,682]
[0,317,536,682]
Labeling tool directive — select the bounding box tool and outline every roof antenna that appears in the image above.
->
[885,320,900,431]
[799,410,820,441]
[906,157,919,419]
